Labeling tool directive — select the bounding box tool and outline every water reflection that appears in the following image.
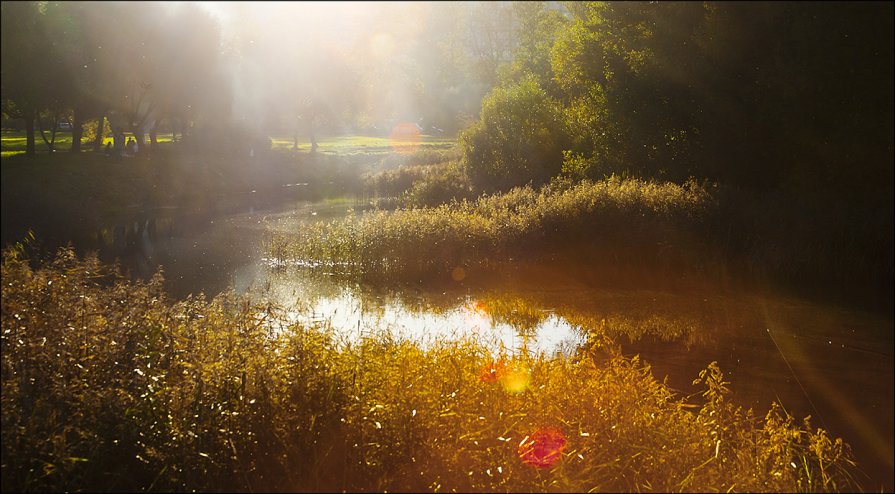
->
[250,264,719,354]
[251,275,587,357]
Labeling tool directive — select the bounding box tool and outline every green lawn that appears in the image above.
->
[269,134,456,155]
[2,130,453,158]
[0,130,178,158]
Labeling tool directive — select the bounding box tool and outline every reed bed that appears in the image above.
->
[269,177,718,278]
[1,248,858,492]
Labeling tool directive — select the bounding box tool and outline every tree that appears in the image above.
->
[152,3,230,148]
[40,1,104,153]
[1,1,45,155]
[549,2,714,180]
[461,77,569,191]
[504,1,568,96]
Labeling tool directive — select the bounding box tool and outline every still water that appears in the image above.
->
[69,197,895,491]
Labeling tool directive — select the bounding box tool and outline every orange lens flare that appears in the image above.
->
[470,300,488,315]
[499,362,531,393]
[480,359,507,382]
[479,358,530,392]
[389,122,421,155]
[451,266,466,281]
[518,427,567,469]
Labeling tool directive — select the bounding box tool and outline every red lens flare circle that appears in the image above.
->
[518,427,567,468]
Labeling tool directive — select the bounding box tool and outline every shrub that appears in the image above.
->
[460,78,570,191]
[402,162,475,208]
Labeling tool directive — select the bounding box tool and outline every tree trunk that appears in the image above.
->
[93,113,106,152]
[70,109,83,153]
[37,114,57,152]
[308,119,318,153]
[133,129,146,154]
[25,113,36,155]
[149,118,160,146]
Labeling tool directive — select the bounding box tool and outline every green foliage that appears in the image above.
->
[364,148,460,197]
[463,1,894,286]
[365,159,474,209]
[1,249,861,492]
[460,78,570,191]
[548,2,710,181]
[366,164,432,199]
[0,2,44,120]
[272,176,716,277]
[553,1,892,187]
[79,118,110,146]
[504,2,569,96]
[401,162,475,208]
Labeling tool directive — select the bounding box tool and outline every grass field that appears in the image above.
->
[0,130,177,158]
[1,130,454,159]
[268,134,456,155]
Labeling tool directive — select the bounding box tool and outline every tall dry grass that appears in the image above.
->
[1,248,859,492]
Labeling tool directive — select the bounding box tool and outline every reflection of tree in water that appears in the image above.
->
[86,216,178,282]
[565,313,701,347]
[472,296,544,337]
[97,216,174,251]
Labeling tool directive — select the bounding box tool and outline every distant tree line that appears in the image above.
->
[1,1,231,155]
[0,1,524,155]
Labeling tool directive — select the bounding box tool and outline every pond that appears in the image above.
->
[27,194,895,491]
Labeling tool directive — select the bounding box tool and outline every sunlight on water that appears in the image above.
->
[293,290,584,356]
[251,263,584,356]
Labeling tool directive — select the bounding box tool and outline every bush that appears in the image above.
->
[402,162,475,208]
[460,78,570,191]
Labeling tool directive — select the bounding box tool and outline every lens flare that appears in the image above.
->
[470,300,488,316]
[518,427,567,468]
[499,361,531,393]
[451,266,466,281]
[480,356,530,391]
[480,359,506,382]
[390,122,421,155]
